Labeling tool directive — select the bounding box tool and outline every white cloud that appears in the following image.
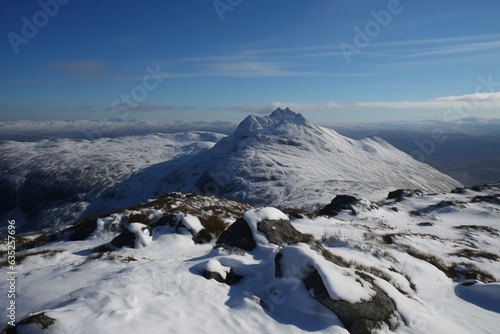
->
[226,92,500,114]
[353,92,500,110]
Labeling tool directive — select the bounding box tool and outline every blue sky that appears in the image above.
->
[1,0,500,122]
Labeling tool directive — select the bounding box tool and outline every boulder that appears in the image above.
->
[387,189,423,201]
[318,195,359,216]
[111,228,137,248]
[203,268,243,285]
[4,312,55,334]
[216,218,256,251]
[257,219,312,246]
[303,269,399,334]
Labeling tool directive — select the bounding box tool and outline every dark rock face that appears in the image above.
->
[387,189,405,200]
[111,228,137,249]
[425,201,466,211]
[203,268,243,285]
[303,270,398,334]
[4,312,56,334]
[318,195,359,216]
[451,187,467,194]
[470,195,500,205]
[111,225,151,249]
[257,219,311,246]
[67,217,98,241]
[387,189,423,201]
[216,218,256,251]
[417,222,434,227]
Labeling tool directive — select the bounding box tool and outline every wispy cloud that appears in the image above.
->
[162,33,500,78]
[52,59,113,79]
[105,103,195,113]
[225,92,500,114]
[353,92,500,110]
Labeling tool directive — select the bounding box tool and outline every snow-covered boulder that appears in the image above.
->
[203,259,243,285]
[216,207,311,250]
[275,243,401,334]
[107,223,152,249]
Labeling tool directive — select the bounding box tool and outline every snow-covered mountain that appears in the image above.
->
[1,185,499,333]
[0,132,224,233]
[1,108,461,233]
[86,108,461,216]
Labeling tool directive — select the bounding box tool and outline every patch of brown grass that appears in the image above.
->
[127,213,151,225]
[449,248,499,261]
[0,249,64,267]
[193,215,231,243]
[453,225,499,236]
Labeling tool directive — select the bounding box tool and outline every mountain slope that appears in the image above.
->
[88,108,461,214]
[0,132,224,232]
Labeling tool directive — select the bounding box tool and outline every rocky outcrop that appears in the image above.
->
[318,195,359,216]
[387,189,423,201]
[3,312,56,334]
[303,270,399,334]
[216,218,256,251]
[257,219,312,246]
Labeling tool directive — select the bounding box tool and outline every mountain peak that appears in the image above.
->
[269,107,307,125]
[233,108,310,138]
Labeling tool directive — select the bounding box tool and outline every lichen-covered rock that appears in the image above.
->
[257,219,311,246]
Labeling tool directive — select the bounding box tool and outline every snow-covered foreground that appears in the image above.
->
[1,185,499,333]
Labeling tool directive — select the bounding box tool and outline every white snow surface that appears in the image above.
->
[180,215,204,235]
[280,243,376,303]
[1,185,499,333]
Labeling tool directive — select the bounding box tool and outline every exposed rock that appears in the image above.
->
[4,312,56,334]
[257,219,312,246]
[67,217,98,241]
[387,189,423,201]
[451,187,468,194]
[453,265,478,281]
[470,194,500,205]
[303,269,399,334]
[216,218,256,251]
[318,195,359,216]
[382,234,395,244]
[94,224,152,251]
[111,228,137,249]
[203,268,243,285]
[418,222,434,227]
[387,189,405,200]
[425,201,467,212]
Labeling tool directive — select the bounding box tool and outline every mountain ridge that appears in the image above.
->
[84,108,461,217]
